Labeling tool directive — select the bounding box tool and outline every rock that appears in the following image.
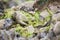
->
[48,3,58,14]
[0,30,13,40]
[0,1,7,16]
[52,13,60,21]
[53,21,60,35]
[14,31,27,40]
[20,1,35,14]
[39,15,45,22]
[37,28,47,39]
[8,0,18,7]
[20,6,35,13]
[4,18,13,29]
[40,37,50,40]
[47,29,56,40]
[39,32,47,38]
[40,33,55,40]
[0,18,13,29]
[33,0,49,11]
[13,11,28,26]
[27,25,34,34]
[56,35,60,40]
[28,36,39,40]
[0,29,21,40]
[0,19,5,29]
[19,1,35,9]
[40,10,49,18]
[18,37,27,40]
[48,1,60,13]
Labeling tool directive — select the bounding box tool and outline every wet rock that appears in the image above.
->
[53,22,60,35]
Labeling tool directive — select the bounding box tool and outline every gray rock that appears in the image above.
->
[4,18,13,29]
[8,0,18,7]
[47,30,56,40]
[20,1,35,14]
[0,30,13,40]
[18,37,27,40]
[0,29,20,40]
[37,28,47,39]
[53,21,60,35]
[13,11,28,26]
[52,13,60,21]
[27,25,34,34]
[0,19,5,29]
[48,3,58,14]
[56,35,60,40]
[40,37,50,40]
[0,18,13,29]
[40,10,49,18]
[28,36,39,40]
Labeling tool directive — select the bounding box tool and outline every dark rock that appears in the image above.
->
[20,6,35,12]
[0,0,7,16]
